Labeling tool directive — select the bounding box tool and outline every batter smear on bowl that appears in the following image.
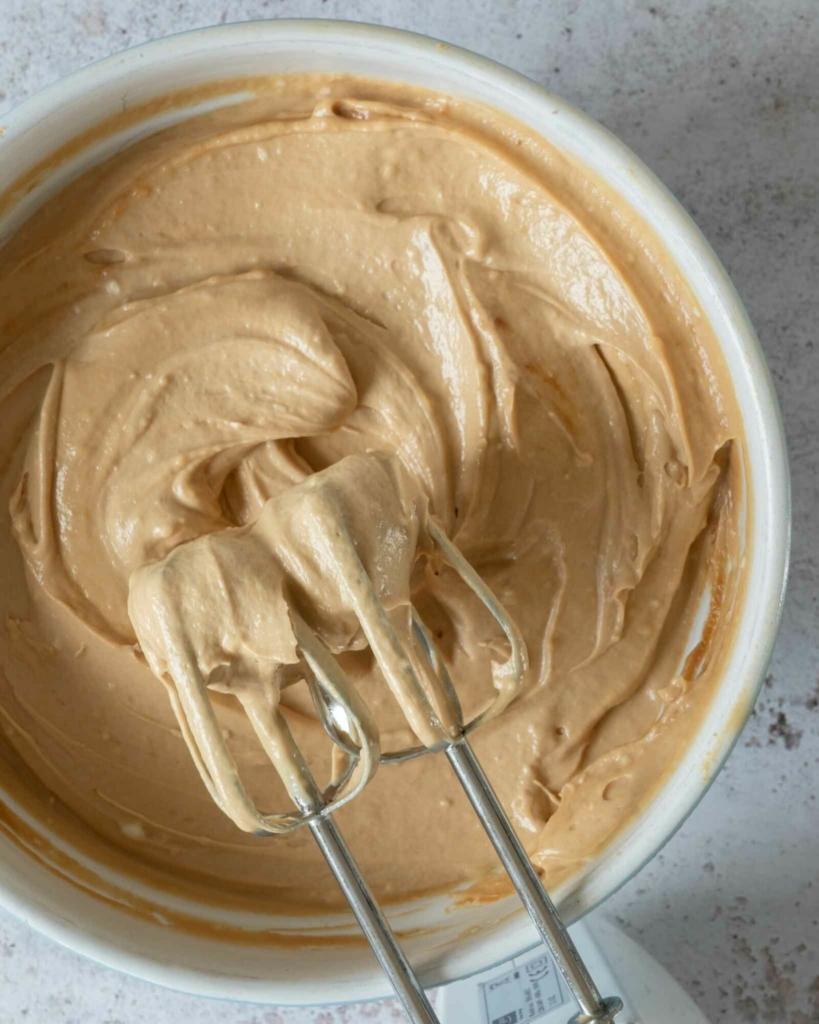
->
[0,75,743,911]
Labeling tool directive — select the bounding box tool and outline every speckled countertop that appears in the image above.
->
[0,2,817,1022]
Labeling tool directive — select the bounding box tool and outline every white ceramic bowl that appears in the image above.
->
[0,20,789,1006]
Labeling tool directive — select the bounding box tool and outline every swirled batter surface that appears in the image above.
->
[0,76,743,910]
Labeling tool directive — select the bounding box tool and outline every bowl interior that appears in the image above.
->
[0,21,789,1005]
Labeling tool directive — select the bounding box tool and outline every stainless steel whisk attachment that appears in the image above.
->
[164,517,623,1024]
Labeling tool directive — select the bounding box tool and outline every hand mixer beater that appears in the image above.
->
[129,452,623,1024]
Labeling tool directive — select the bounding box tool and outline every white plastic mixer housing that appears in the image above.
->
[439,916,709,1024]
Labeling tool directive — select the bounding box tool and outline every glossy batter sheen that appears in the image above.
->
[0,76,744,910]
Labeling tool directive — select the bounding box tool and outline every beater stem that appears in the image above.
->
[309,814,439,1024]
[446,737,623,1024]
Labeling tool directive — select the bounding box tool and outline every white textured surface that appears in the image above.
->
[0,2,816,1022]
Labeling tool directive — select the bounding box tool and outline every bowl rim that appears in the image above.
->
[0,16,791,1007]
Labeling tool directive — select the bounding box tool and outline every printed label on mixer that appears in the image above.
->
[480,951,568,1024]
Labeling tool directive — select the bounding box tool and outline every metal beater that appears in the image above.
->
[158,509,623,1024]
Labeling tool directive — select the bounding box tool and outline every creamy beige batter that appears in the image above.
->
[0,75,744,912]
